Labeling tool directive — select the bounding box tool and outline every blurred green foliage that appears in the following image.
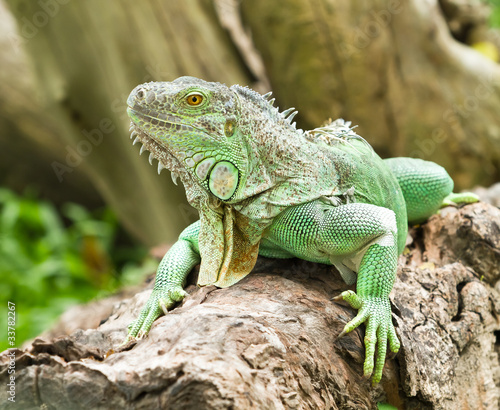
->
[377,404,397,410]
[487,0,500,27]
[0,188,156,351]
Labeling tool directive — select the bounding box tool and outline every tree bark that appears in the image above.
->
[1,200,499,409]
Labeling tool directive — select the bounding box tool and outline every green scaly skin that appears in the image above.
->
[123,77,479,384]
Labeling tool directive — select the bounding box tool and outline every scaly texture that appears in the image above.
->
[124,77,478,384]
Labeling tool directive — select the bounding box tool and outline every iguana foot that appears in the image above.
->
[124,285,188,343]
[441,192,479,207]
[335,290,399,384]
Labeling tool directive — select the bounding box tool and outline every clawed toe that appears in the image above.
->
[336,329,348,340]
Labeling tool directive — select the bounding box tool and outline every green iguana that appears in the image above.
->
[124,77,478,384]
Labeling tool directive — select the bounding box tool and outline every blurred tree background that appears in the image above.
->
[0,0,499,350]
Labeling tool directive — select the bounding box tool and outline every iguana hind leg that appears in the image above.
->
[384,157,478,224]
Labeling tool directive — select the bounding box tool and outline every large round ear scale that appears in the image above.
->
[208,161,239,201]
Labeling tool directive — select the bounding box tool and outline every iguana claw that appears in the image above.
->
[335,290,400,384]
[125,286,188,342]
[336,329,348,340]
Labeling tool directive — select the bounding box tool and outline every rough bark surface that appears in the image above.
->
[1,200,500,409]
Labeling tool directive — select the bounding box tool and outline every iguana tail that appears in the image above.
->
[384,157,479,225]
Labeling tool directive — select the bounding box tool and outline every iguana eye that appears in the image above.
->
[186,93,203,106]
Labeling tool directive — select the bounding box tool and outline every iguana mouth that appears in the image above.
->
[127,106,184,128]
[128,122,190,187]
[127,107,213,140]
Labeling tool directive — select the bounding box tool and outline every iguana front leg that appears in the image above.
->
[265,201,400,384]
[333,238,400,383]
[125,221,201,341]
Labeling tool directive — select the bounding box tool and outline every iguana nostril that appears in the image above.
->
[136,88,145,99]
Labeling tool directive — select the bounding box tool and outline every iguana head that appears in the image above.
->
[127,76,303,209]
[127,77,248,205]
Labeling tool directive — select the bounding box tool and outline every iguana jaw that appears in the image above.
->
[127,116,189,187]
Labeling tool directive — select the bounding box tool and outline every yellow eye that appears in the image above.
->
[186,93,203,106]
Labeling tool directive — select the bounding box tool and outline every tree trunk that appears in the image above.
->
[1,200,499,409]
